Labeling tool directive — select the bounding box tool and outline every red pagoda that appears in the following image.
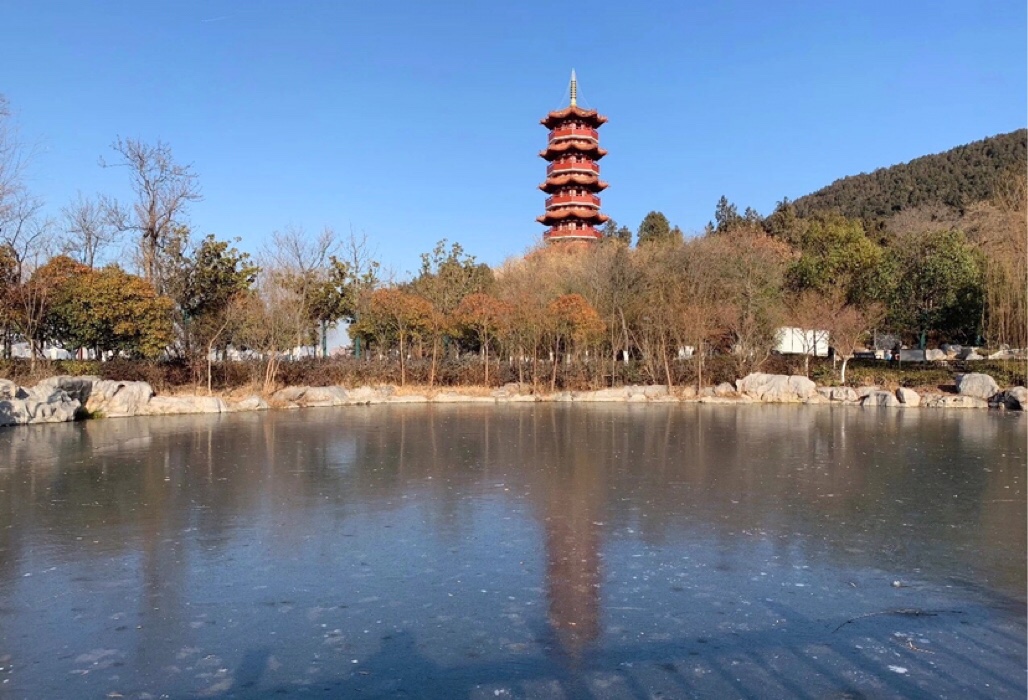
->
[538,70,609,242]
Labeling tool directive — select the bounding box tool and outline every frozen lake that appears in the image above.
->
[0,404,1024,698]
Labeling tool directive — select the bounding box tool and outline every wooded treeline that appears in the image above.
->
[1,96,1024,392]
[792,129,1026,221]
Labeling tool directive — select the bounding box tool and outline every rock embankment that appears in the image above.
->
[0,372,1023,429]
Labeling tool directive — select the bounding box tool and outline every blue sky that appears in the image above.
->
[3,1,1025,277]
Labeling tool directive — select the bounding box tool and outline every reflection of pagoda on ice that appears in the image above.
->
[544,494,602,660]
[540,426,606,660]
[538,71,610,242]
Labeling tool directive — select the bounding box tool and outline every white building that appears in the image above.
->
[775,327,829,357]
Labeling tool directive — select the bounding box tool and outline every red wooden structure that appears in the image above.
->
[538,71,609,242]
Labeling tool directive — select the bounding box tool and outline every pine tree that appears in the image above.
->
[637,211,672,246]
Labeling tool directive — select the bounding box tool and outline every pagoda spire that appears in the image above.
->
[569,69,577,107]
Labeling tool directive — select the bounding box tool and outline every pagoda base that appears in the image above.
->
[544,227,602,242]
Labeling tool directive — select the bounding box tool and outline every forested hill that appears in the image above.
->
[792,129,1027,220]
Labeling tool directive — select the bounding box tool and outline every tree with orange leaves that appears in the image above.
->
[368,288,433,386]
[546,294,604,391]
[454,292,512,386]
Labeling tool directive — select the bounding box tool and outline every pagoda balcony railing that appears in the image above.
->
[548,127,598,141]
[545,193,601,208]
[546,161,600,175]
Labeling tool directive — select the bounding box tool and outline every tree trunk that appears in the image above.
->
[429,336,439,387]
[839,356,850,385]
[661,338,673,390]
[399,333,406,386]
[696,341,704,391]
[550,341,560,393]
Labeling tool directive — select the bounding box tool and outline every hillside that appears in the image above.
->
[792,129,1027,220]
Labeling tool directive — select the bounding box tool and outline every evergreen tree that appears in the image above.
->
[602,219,633,246]
[636,211,672,246]
[714,196,742,233]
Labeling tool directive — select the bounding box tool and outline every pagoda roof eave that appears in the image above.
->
[539,174,609,192]
[537,209,611,225]
[539,142,608,161]
[540,105,608,129]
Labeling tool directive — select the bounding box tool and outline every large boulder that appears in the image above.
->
[699,394,754,404]
[272,386,309,404]
[271,385,349,407]
[925,349,946,362]
[142,396,227,415]
[956,373,1000,401]
[714,382,736,397]
[228,395,270,412]
[638,385,669,398]
[85,380,155,418]
[999,386,1027,410]
[576,387,631,402]
[922,395,989,409]
[347,386,393,404]
[433,392,495,404]
[862,390,901,407]
[817,386,859,403]
[896,387,921,407]
[735,374,817,403]
[0,379,26,400]
[0,391,80,427]
[28,375,101,405]
[300,386,349,407]
[386,394,429,404]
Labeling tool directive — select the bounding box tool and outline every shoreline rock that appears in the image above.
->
[0,372,1023,429]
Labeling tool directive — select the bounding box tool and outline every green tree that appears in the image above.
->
[636,211,673,246]
[713,196,742,233]
[886,229,984,346]
[786,213,884,303]
[601,219,633,246]
[411,240,493,314]
[49,264,174,359]
[763,198,803,244]
[171,234,259,388]
[308,254,379,357]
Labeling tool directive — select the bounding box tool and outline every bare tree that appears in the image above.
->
[7,217,63,371]
[61,193,123,268]
[103,137,201,289]
[0,95,32,232]
[260,225,339,356]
